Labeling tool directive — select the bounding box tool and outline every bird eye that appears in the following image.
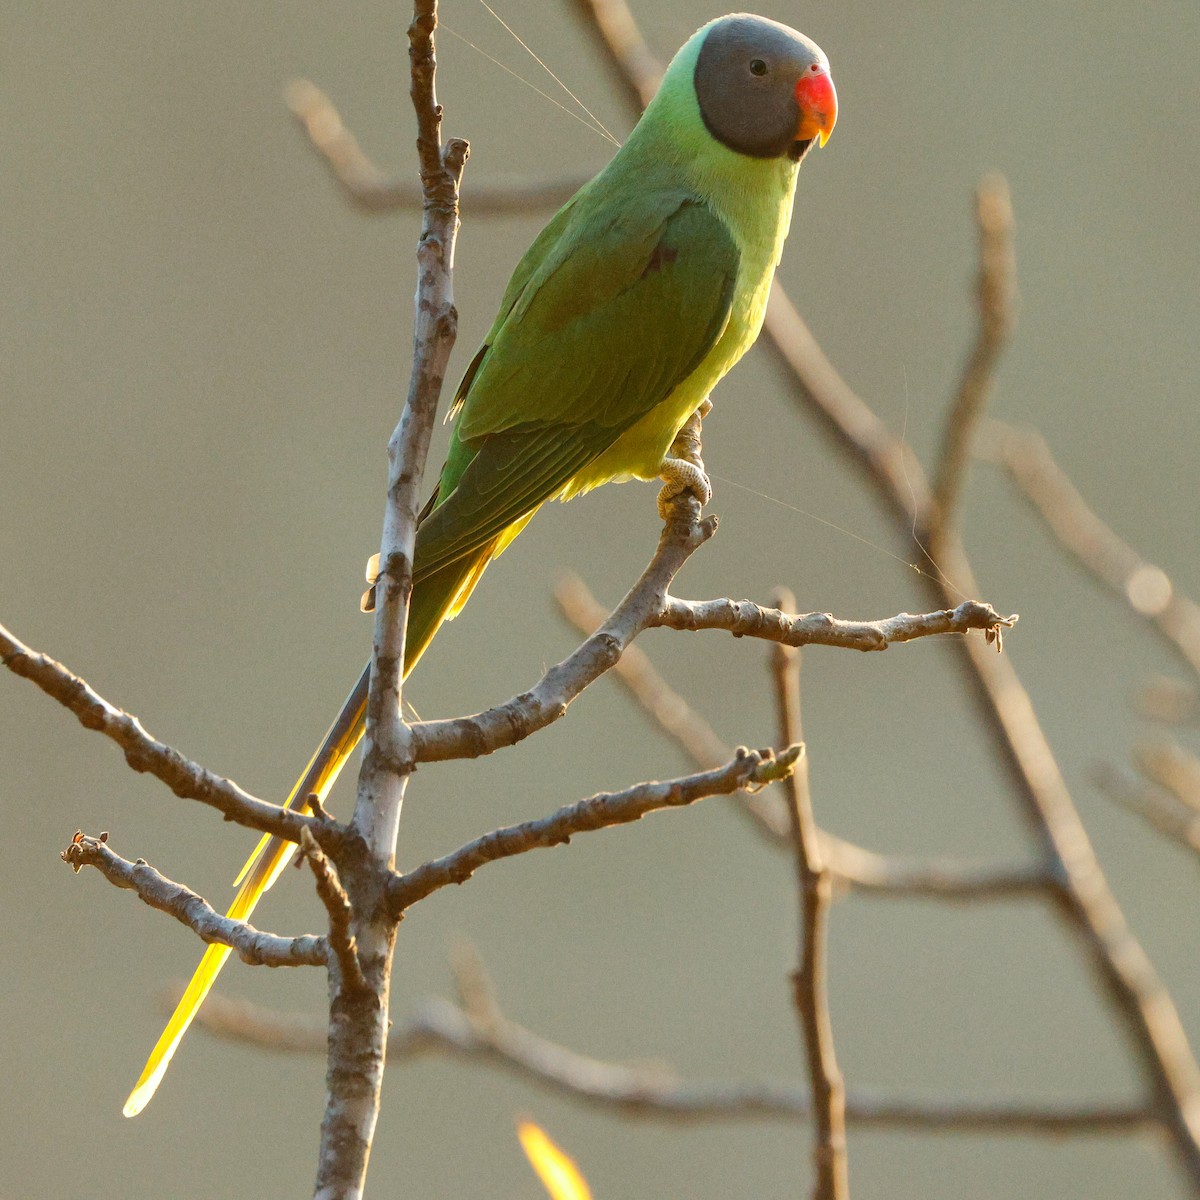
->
[749,58,768,76]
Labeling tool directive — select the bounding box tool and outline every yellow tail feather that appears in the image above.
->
[123,668,369,1117]
[124,546,493,1115]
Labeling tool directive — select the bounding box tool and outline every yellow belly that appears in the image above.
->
[561,273,772,500]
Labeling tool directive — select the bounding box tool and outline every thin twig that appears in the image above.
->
[1135,739,1200,813]
[0,622,333,847]
[979,419,1200,683]
[764,283,925,527]
[654,597,1017,651]
[770,588,847,1200]
[566,0,660,110]
[821,837,1053,901]
[387,745,802,916]
[554,570,792,845]
[929,527,1200,1181]
[299,828,368,994]
[408,442,1011,765]
[286,78,585,215]
[1136,676,1200,728]
[555,572,729,770]
[1093,764,1200,858]
[931,175,1017,536]
[410,501,718,763]
[771,247,1200,1170]
[61,833,327,967]
[448,939,503,1027]
[555,573,1047,899]
[187,990,1156,1136]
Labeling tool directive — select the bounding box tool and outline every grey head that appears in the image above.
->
[693,14,836,161]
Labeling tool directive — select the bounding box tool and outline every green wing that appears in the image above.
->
[415,192,739,582]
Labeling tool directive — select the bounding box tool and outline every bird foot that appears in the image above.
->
[657,456,712,519]
[360,552,381,613]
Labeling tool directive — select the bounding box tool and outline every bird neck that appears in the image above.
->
[619,75,801,264]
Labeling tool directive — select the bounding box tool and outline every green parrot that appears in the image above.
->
[125,12,836,1116]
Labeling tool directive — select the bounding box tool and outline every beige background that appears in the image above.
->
[3,1,1198,1196]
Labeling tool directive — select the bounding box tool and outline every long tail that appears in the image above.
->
[123,548,494,1116]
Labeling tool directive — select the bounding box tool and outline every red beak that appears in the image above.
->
[794,66,837,147]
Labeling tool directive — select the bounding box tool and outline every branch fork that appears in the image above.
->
[62,831,327,968]
[298,828,368,995]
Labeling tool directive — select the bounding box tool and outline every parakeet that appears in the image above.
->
[124,12,836,1116]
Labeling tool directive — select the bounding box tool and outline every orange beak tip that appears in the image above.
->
[795,69,837,148]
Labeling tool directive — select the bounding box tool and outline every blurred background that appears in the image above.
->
[3,1,1198,1196]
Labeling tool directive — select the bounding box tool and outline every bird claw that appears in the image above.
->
[360,553,381,613]
[657,456,712,519]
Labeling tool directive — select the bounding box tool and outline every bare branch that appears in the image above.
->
[938,535,1200,1178]
[298,828,368,995]
[286,78,584,215]
[770,588,848,1200]
[409,431,1012,770]
[554,572,729,768]
[1093,764,1200,858]
[765,284,927,526]
[555,570,792,845]
[0,622,332,846]
[61,833,327,967]
[932,174,1017,535]
[821,836,1054,901]
[654,597,1017,652]
[187,990,1155,1136]
[980,419,1200,682]
[316,7,468,1195]
[566,0,661,111]
[352,24,468,847]
[447,939,503,1025]
[387,744,802,916]
[410,502,717,763]
[1135,739,1200,813]
[1136,676,1200,728]
[555,573,1045,902]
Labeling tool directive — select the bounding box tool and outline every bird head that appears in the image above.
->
[692,14,837,162]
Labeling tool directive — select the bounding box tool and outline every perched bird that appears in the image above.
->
[124,12,836,1116]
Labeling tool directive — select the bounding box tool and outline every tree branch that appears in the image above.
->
[1093,764,1200,858]
[315,5,468,1195]
[654,597,1016,652]
[567,0,660,110]
[409,500,717,763]
[555,573,1046,901]
[299,828,368,995]
[979,419,1200,682]
[0,622,333,847]
[1136,675,1200,728]
[387,745,801,916]
[821,837,1054,902]
[555,570,792,846]
[409,489,1013,771]
[286,78,584,215]
[770,588,848,1200]
[186,990,1156,1136]
[1134,738,1200,812]
[61,833,327,967]
[931,174,1017,537]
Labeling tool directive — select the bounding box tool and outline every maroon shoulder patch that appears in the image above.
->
[641,240,680,279]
